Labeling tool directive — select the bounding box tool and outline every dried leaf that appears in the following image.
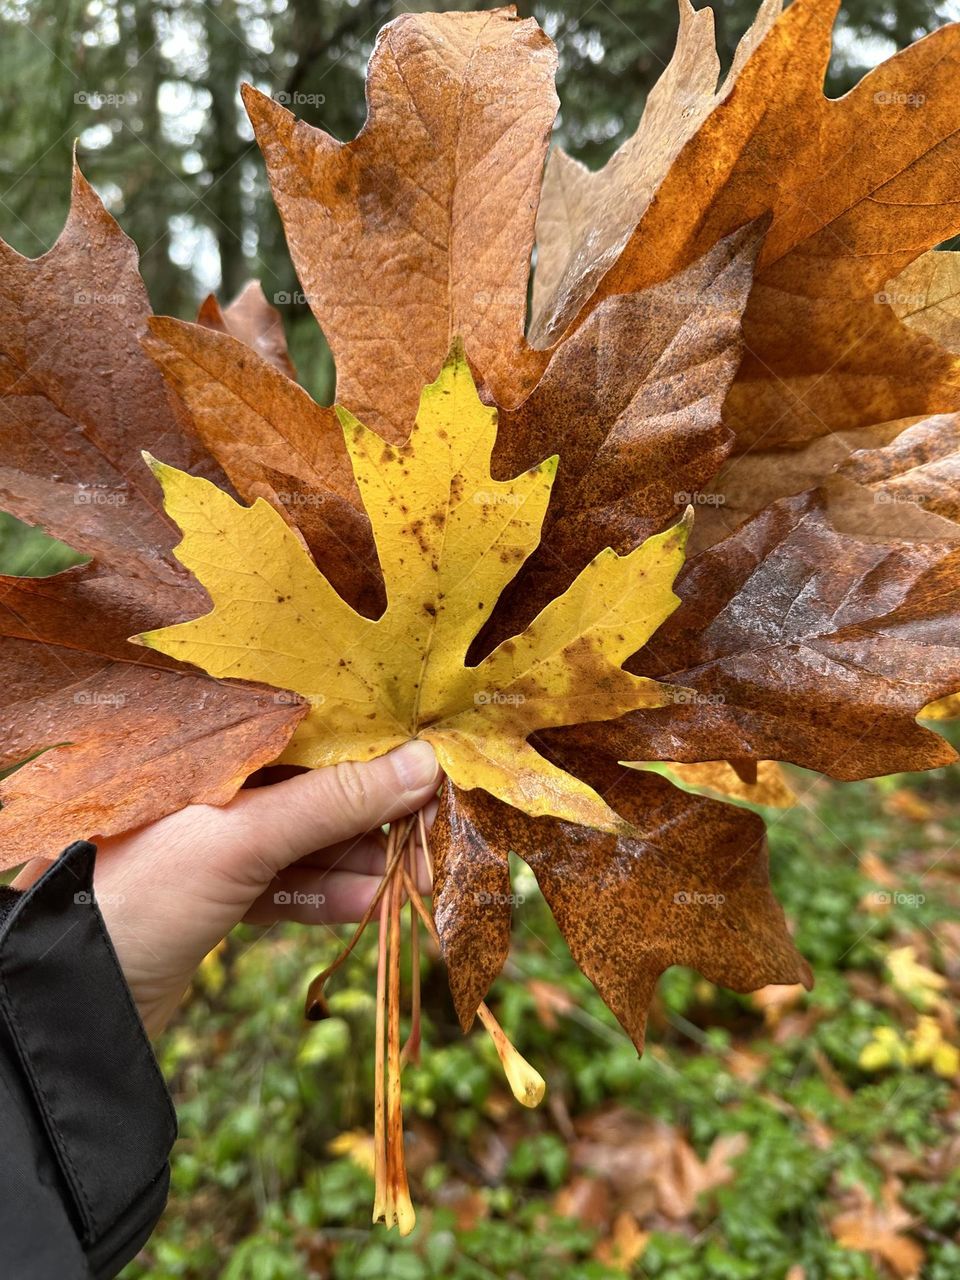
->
[565,490,960,780]
[640,760,797,809]
[143,315,384,613]
[549,0,960,446]
[197,280,297,379]
[831,1180,924,1280]
[838,413,960,524]
[592,1212,649,1272]
[888,249,960,352]
[431,755,810,1040]
[0,664,302,867]
[242,8,558,437]
[0,172,306,866]
[530,0,780,343]
[482,222,761,646]
[0,164,223,555]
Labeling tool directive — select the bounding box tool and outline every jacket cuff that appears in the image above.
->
[0,841,177,1277]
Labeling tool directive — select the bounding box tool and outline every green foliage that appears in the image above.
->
[0,511,83,576]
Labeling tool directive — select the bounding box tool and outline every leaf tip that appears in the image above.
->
[141,450,175,491]
[446,334,467,366]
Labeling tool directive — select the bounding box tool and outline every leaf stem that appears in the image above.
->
[386,865,415,1234]
[371,824,392,1223]
[400,867,545,1109]
[304,816,413,1018]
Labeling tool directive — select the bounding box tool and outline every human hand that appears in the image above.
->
[12,740,440,1036]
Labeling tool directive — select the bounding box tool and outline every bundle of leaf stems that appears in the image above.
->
[303,809,544,1236]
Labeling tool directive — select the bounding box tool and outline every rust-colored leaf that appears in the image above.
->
[242,8,558,438]
[198,280,297,379]
[562,491,960,780]
[480,222,762,647]
[0,175,307,866]
[431,753,810,1043]
[0,162,223,510]
[545,0,960,447]
[143,316,384,613]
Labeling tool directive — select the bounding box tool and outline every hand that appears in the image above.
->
[13,740,440,1037]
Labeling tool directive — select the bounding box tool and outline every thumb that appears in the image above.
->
[226,740,440,877]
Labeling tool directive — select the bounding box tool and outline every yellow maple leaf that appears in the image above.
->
[135,341,689,833]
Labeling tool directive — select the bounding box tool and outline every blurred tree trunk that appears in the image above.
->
[202,0,248,301]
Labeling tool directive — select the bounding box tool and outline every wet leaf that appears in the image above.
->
[563,491,960,781]
[430,754,810,1039]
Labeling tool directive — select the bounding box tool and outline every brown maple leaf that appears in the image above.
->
[535,0,960,452]
[196,280,297,380]
[0,167,306,864]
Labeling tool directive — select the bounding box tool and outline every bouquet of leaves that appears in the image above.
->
[2,0,960,1234]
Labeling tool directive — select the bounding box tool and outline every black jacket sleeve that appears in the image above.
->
[0,841,177,1279]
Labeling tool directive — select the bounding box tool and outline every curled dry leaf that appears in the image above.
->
[530,0,781,344]
[543,0,960,450]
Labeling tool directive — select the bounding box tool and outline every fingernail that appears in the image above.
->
[389,740,438,792]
